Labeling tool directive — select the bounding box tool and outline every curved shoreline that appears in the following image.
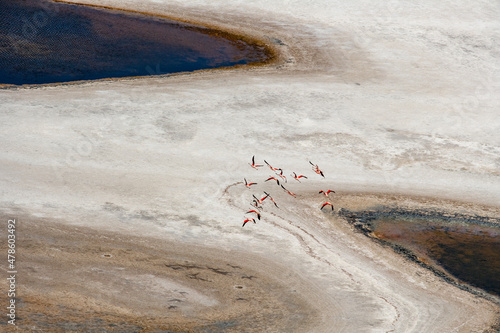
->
[2,191,499,332]
[338,205,500,303]
[0,0,282,89]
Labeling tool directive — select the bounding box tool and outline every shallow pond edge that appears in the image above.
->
[338,207,500,305]
[0,0,282,89]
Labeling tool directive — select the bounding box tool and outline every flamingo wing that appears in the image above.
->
[321,202,334,210]
[267,177,279,185]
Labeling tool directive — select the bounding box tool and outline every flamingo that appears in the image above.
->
[281,185,296,197]
[244,178,258,188]
[309,161,325,178]
[291,172,308,182]
[246,209,261,220]
[264,192,279,208]
[251,200,263,210]
[319,189,335,197]
[275,169,287,183]
[249,155,263,169]
[264,160,280,171]
[309,161,319,173]
[265,176,280,185]
[320,202,334,211]
[242,218,256,227]
[252,193,269,204]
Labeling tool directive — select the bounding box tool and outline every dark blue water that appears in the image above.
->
[0,0,270,85]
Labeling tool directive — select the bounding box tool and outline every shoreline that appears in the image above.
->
[2,191,499,331]
[338,205,500,304]
[0,0,284,90]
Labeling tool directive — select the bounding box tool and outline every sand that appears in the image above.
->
[0,0,499,331]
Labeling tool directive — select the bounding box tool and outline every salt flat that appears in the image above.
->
[0,0,499,332]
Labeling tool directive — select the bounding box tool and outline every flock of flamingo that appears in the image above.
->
[242,156,336,227]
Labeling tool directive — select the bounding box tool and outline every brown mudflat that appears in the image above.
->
[0,215,316,332]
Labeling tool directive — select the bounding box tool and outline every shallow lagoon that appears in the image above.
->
[373,216,500,297]
[0,0,270,85]
[341,209,500,298]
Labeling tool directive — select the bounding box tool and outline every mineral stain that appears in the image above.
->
[0,0,271,85]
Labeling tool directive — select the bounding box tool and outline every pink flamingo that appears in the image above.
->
[309,161,325,178]
[320,202,334,211]
[264,160,280,171]
[251,200,263,210]
[275,169,287,183]
[264,192,279,208]
[246,210,261,220]
[291,172,308,182]
[249,156,263,169]
[242,218,256,227]
[281,185,296,197]
[252,193,269,204]
[319,189,335,197]
[244,178,258,188]
[265,176,280,185]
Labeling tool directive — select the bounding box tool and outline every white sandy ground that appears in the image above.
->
[1,0,500,332]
